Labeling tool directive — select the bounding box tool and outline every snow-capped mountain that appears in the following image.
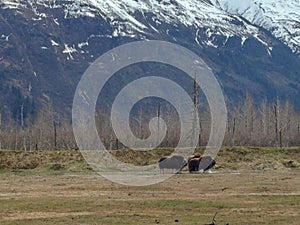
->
[212,0,300,54]
[0,0,300,120]
[2,0,299,54]
[0,0,276,50]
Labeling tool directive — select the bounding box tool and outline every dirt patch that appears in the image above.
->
[1,211,96,221]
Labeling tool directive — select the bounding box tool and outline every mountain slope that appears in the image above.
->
[0,0,300,123]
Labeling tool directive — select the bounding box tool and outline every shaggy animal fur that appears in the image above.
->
[188,155,216,173]
[158,155,187,173]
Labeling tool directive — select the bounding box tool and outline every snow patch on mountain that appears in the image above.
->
[63,44,77,60]
[212,0,300,54]
[64,0,263,39]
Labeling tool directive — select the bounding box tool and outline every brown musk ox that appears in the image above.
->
[188,155,216,173]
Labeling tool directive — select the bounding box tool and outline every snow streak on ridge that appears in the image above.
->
[212,0,300,54]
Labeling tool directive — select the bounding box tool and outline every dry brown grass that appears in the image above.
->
[1,147,299,172]
[0,147,299,224]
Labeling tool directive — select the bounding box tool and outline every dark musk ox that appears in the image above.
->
[187,154,202,172]
[188,155,216,173]
[158,155,187,173]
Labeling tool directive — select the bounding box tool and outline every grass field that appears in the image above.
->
[0,147,299,225]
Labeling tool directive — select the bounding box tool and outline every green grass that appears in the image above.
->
[144,199,240,210]
[1,195,298,225]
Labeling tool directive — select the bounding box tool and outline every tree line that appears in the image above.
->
[0,93,299,151]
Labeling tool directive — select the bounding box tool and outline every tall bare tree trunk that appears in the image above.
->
[191,76,199,147]
[53,121,57,150]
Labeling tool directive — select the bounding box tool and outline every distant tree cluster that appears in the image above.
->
[0,94,299,150]
[223,95,300,147]
[0,103,75,151]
